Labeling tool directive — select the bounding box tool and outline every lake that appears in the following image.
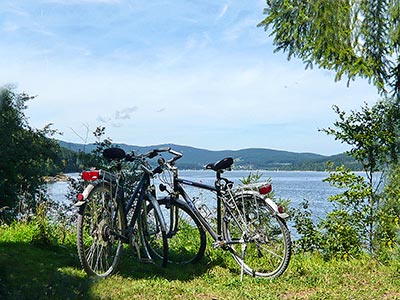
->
[175,170,337,219]
[48,170,339,219]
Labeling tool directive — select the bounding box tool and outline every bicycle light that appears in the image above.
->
[258,184,272,195]
[81,170,100,181]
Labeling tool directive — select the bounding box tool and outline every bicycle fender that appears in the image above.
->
[264,197,289,219]
[146,194,167,232]
[238,191,289,219]
[74,183,96,207]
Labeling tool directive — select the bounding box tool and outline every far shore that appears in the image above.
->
[43,174,71,183]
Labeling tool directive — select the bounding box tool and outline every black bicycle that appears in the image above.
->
[145,148,292,279]
[75,147,171,277]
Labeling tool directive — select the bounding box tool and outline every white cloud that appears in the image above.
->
[114,107,138,120]
[216,3,229,21]
[2,21,19,33]
[97,115,111,123]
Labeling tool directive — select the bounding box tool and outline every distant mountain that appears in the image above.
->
[58,140,360,171]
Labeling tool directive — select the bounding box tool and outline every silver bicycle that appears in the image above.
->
[145,148,292,279]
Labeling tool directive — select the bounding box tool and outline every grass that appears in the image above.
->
[1,222,400,300]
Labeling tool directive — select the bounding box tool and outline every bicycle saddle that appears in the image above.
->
[205,157,234,172]
[103,147,126,160]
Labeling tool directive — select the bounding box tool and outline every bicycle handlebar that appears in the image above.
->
[141,148,182,164]
[146,147,171,159]
[167,149,183,164]
[124,147,171,161]
[131,147,182,176]
[103,146,182,176]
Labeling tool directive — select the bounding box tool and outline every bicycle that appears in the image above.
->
[146,148,292,279]
[75,147,171,277]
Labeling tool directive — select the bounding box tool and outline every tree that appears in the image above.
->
[323,99,399,170]
[292,100,399,256]
[259,1,400,257]
[0,86,61,214]
[378,164,400,261]
[258,0,400,98]
[302,99,398,255]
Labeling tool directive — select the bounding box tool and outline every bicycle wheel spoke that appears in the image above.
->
[98,245,109,273]
[86,245,96,269]
[257,243,284,260]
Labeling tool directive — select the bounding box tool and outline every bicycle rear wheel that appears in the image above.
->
[76,182,125,277]
[222,193,291,278]
[145,198,206,264]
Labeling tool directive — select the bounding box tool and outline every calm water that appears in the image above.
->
[48,170,338,219]
[177,170,337,219]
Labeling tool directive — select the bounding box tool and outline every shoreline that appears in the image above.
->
[43,174,71,183]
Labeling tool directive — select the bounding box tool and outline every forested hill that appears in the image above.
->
[59,141,360,171]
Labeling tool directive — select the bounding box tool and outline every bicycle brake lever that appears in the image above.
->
[148,150,158,159]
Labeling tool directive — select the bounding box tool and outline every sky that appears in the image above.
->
[0,0,379,155]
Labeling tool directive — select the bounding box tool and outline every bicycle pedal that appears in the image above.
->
[213,241,226,249]
[138,258,154,264]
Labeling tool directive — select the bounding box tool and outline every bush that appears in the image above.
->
[320,210,362,259]
[0,86,61,217]
[376,164,400,261]
[292,200,321,253]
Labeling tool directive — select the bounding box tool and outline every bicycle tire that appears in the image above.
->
[76,182,125,277]
[140,196,169,267]
[144,198,206,264]
[222,193,291,278]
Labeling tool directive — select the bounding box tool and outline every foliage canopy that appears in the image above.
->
[259,0,400,97]
[0,86,61,211]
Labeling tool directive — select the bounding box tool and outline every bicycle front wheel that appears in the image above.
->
[144,198,206,264]
[222,193,291,278]
[76,182,125,277]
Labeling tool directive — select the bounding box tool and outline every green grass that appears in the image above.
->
[1,222,400,300]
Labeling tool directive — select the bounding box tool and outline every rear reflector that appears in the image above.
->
[81,170,100,181]
[259,184,272,195]
[77,193,84,201]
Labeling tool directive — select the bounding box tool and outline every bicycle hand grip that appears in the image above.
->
[147,151,158,159]
[156,147,171,152]
[147,147,171,158]
[169,149,182,157]
[168,149,183,163]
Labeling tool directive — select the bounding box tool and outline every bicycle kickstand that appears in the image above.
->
[240,243,247,282]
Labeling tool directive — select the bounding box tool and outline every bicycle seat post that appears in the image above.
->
[215,171,223,190]
[215,171,223,236]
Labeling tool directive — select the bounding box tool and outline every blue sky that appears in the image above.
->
[0,0,379,155]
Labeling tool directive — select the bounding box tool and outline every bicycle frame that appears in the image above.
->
[159,168,236,245]
[77,167,163,243]
[175,178,222,241]
[124,171,153,231]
